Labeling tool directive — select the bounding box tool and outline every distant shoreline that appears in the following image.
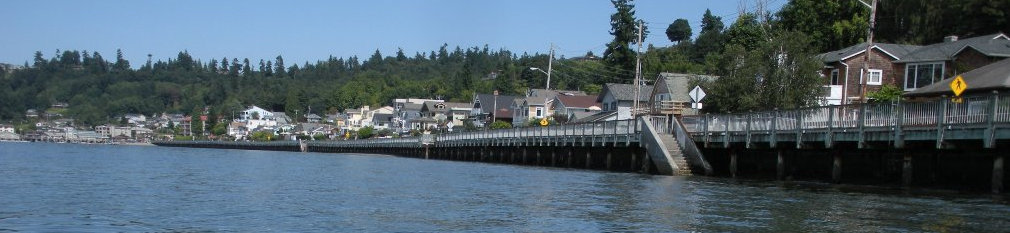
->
[0,140,154,146]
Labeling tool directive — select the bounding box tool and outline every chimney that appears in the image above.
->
[944,35,959,42]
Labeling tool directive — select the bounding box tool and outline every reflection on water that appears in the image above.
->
[0,142,1008,232]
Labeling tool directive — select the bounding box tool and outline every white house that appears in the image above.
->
[0,124,14,133]
[237,106,277,130]
[598,83,654,120]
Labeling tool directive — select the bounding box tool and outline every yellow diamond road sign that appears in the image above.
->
[539,118,549,126]
[950,75,968,97]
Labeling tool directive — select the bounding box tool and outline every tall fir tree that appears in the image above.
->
[602,0,643,80]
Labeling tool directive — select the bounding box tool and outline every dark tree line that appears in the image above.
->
[0,45,618,126]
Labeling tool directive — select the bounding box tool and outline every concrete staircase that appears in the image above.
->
[659,134,693,176]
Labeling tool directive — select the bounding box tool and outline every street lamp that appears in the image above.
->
[529,67,552,90]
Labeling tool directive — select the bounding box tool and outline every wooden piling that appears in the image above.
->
[903,153,913,187]
[994,154,1004,194]
[832,151,842,183]
[776,149,785,180]
[729,149,738,178]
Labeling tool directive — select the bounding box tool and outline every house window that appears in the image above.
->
[904,63,944,90]
[830,69,840,85]
[867,69,882,85]
[535,107,543,117]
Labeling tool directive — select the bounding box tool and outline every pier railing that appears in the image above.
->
[435,119,639,144]
[680,92,1010,146]
[304,118,640,147]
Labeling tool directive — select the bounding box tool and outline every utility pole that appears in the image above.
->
[492,90,499,127]
[858,0,878,103]
[633,20,644,116]
[547,43,554,90]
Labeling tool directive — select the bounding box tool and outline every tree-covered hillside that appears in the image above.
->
[0,46,631,126]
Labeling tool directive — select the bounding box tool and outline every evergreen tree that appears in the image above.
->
[242,58,252,76]
[220,57,229,74]
[603,0,642,80]
[114,49,130,71]
[229,58,241,77]
[274,55,285,78]
[692,9,725,62]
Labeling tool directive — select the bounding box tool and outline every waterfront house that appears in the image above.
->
[649,72,719,116]
[903,58,1010,98]
[895,33,1010,91]
[818,33,1010,104]
[512,96,550,126]
[551,94,601,122]
[239,106,273,121]
[180,116,192,136]
[817,42,921,105]
[70,130,108,143]
[419,101,471,129]
[295,123,334,137]
[305,113,322,123]
[470,93,518,127]
[345,107,364,130]
[123,113,148,126]
[598,83,654,120]
[227,121,248,138]
[399,103,423,131]
[371,113,396,130]
[0,124,14,134]
[325,113,347,125]
[512,89,587,126]
[270,112,291,125]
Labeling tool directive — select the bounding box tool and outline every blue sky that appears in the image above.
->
[1,0,784,68]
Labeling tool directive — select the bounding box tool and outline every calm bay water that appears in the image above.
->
[1,142,1008,232]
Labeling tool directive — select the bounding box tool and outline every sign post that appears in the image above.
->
[689,86,707,109]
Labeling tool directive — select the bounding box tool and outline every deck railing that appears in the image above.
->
[435,119,639,143]
[680,92,1009,134]
[320,118,641,146]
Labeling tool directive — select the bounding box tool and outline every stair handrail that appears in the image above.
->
[672,115,714,175]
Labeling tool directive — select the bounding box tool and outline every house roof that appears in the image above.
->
[421,101,470,113]
[523,96,552,106]
[571,111,617,123]
[655,73,719,102]
[474,93,519,114]
[372,113,396,122]
[818,42,922,63]
[401,103,423,112]
[272,112,291,124]
[903,58,1010,97]
[599,83,654,102]
[556,95,600,108]
[568,110,599,121]
[527,89,586,98]
[306,113,321,119]
[896,33,1010,63]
